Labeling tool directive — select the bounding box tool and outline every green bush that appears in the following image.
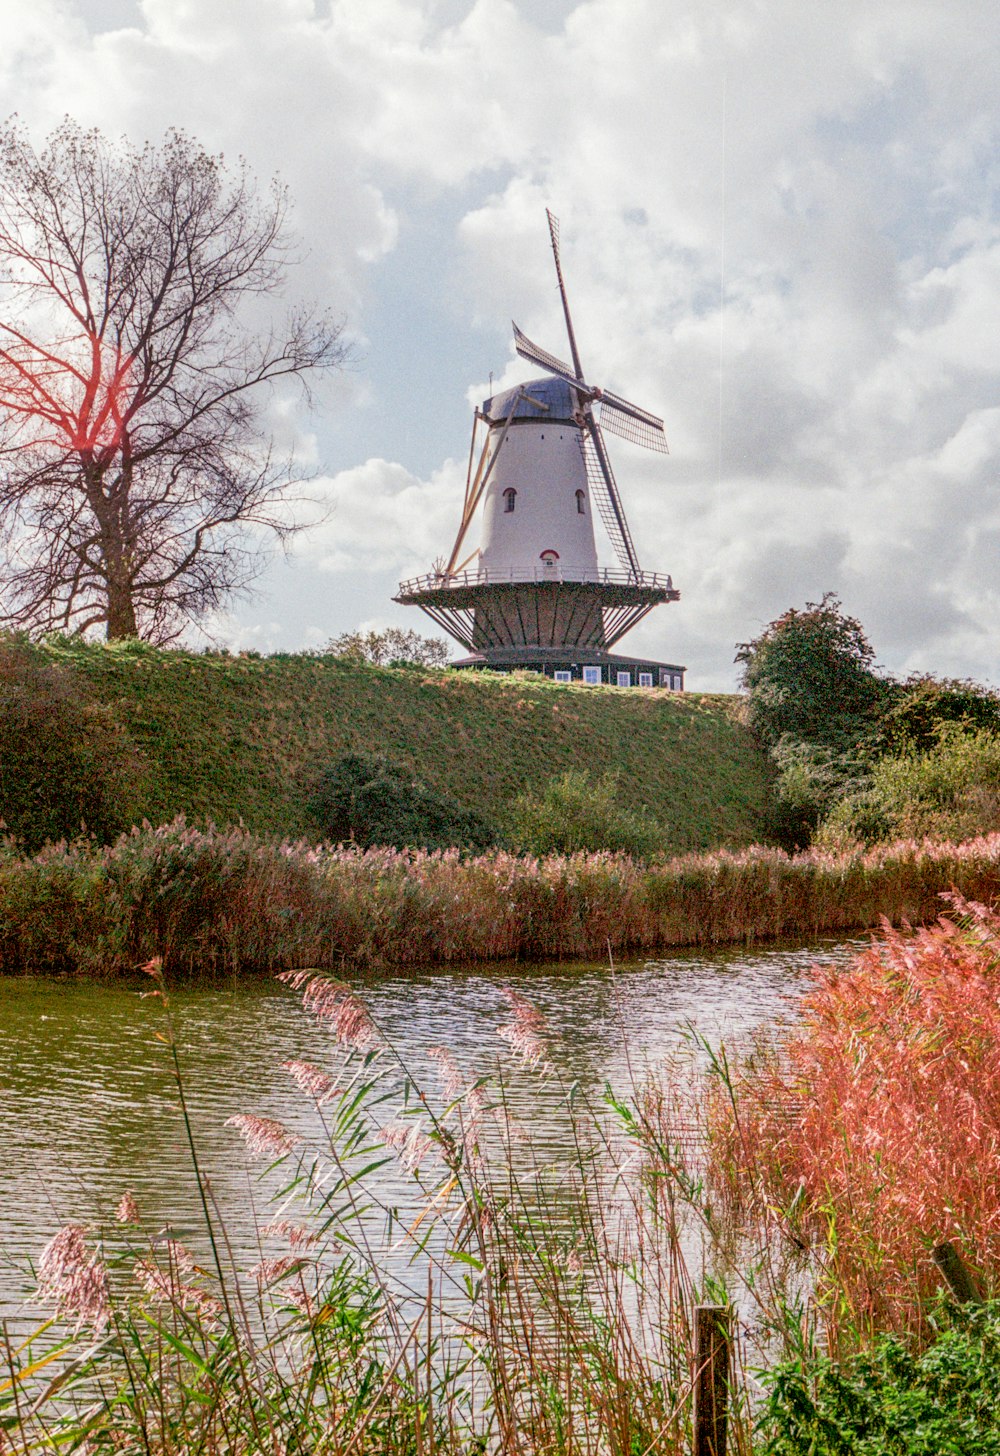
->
[876,675,1000,755]
[0,640,147,851]
[820,724,1000,846]
[306,752,498,852]
[759,1302,1000,1454]
[504,769,669,858]
[325,627,449,668]
[768,736,870,851]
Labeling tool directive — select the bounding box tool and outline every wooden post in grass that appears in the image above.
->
[693,1304,730,1456]
[932,1241,982,1304]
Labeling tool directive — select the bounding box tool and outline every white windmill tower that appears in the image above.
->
[396,212,685,689]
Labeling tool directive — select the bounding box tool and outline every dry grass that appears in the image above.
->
[3,818,1000,978]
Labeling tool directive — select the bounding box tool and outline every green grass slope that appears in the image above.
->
[35,638,772,851]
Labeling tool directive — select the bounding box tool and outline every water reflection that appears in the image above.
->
[1,938,862,1317]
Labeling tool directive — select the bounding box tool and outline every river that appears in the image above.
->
[1,938,862,1323]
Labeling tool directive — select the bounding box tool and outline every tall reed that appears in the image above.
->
[703,895,1000,1346]
[2,817,1000,978]
[11,912,1000,1449]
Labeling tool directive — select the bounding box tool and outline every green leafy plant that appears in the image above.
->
[736,593,887,753]
[325,627,450,667]
[760,1303,1000,1454]
[822,723,1000,846]
[768,736,870,851]
[504,769,669,857]
[306,751,499,851]
[876,674,1000,756]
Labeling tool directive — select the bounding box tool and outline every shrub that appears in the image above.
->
[760,1302,1000,1454]
[0,639,147,851]
[876,674,1000,755]
[306,752,498,852]
[504,769,670,858]
[324,627,449,668]
[768,736,870,850]
[822,724,1000,846]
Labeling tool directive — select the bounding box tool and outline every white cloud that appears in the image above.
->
[295,456,466,575]
[4,0,1000,688]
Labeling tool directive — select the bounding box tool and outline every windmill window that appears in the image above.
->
[503,488,517,513]
[576,490,586,514]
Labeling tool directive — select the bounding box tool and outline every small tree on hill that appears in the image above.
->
[0,119,348,642]
[736,594,887,751]
[326,629,449,668]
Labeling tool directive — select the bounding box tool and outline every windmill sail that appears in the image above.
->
[580,423,641,578]
[512,323,582,392]
[599,391,669,453]
[547,208,586,382]
[512,211,669,581]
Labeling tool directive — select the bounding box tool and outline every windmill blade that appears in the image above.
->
[511,322,583,390]
[599,391,669,454]
[545,209,586,382]
[580,419,642,578]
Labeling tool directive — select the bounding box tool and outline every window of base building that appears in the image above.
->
[616,671,631,687]
[660,670,684,690]
[638,672,653,688]
[582,666,601,685]
[554,670,572,683]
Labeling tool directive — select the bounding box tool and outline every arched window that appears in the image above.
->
[575,489,586,514]
[503,488,516,513]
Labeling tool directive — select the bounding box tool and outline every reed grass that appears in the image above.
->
[2,818,1000,979]
[703,893,1000,1350]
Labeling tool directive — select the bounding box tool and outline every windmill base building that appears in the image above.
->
[396,214,685,690]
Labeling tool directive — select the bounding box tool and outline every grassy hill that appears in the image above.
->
[30,638,773,851]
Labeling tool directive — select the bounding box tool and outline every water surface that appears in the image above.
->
[1,939,862,1316]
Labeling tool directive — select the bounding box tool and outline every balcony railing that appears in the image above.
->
[397,566,676,594]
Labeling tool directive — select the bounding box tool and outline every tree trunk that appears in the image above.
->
[106,579,138,639]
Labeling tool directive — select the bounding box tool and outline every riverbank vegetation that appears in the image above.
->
[738,594,1000,851]
[3,815,1000,978]
[10,909,1000,1451]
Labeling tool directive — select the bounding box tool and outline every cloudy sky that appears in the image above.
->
[5,0,1000,688]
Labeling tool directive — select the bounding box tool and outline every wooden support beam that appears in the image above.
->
[932,1242,982,1304]
[693,1304,730,1456]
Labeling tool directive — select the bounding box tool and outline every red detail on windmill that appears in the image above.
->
[540,550,560,563]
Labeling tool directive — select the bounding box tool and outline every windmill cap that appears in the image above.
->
[483,376,578,425]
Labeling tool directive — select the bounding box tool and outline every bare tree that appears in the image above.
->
[0,119,348,641]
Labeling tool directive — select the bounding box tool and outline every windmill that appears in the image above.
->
[395,211,685,689]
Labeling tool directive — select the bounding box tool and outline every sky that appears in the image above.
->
[4,0,1000,690]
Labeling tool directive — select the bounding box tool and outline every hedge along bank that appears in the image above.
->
[3,818,1000,979]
